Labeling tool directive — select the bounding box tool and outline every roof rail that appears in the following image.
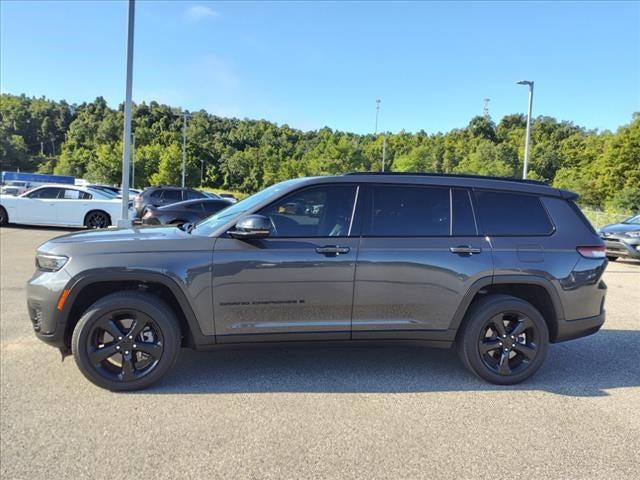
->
[343,172,549,186]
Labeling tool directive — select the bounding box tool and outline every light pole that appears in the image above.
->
[517,80,534,179]
[131,134,135,189]
[181,112,188,188]
[118,0,135,227]
[374,99,380,134]
[200,159,204,188]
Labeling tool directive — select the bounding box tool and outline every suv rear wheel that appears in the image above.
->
[72,291,181,391]
[456,294,549,384]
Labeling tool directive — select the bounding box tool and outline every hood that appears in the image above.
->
[599,223,640,234]
[37,225,214,256]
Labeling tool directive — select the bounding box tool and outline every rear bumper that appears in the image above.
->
[553,311,605,343]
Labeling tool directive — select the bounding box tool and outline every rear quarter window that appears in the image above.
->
[475,190,554,236]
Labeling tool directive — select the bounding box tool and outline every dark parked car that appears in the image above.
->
[133,186,208,218]
[598,214,640,261]
[27,173,607,391]
[141,198,232,225]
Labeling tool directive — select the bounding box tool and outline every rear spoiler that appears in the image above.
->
[559,188,579,201]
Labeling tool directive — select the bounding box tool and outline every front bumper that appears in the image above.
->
[27,268,72,349]
[602,236,640,259]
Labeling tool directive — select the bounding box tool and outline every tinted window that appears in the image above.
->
[186,190,205,200]
[148,189,163,199]
[476,191,554,236]
[259,185,357,237]
[162,190,182,202]
[452,189,477,236]
[203,201,229,214]
[368,185,450,236]
[28,187,61,199]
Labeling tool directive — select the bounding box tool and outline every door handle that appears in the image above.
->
[449,245,482,255]
[316,245,351,255]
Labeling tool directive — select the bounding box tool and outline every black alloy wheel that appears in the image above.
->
[72,291,180,391]
[478,312,540,376]
[86,310,164,382]
[85,211,110,229]
[457,294,549,385]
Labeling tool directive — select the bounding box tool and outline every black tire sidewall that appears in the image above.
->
[457,295,549,385]
[0,206,7,226]
[72,292,180,391]
[84,211,109,229]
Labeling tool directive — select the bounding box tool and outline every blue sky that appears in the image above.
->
[1,1,639,134]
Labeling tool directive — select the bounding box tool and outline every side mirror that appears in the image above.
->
[228,214,272,239]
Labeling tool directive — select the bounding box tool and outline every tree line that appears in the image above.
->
[1,93,638,211]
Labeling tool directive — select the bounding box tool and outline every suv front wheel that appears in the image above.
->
[456,294,549,385]
[72,291,181,391]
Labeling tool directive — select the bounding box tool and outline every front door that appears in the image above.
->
[352,184,493,339]
[18,187,63,225]
[212,184,361,342]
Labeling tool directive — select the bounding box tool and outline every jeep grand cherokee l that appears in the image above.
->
[27,173,607,391]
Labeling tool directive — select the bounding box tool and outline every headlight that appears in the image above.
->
[36,253,69,272]
[625,231,640,238]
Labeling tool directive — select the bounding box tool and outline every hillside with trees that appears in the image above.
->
[1,93,638,211]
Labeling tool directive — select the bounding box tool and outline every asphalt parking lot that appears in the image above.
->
[1,225,639,479]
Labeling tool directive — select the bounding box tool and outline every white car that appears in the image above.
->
[0,184,122,228]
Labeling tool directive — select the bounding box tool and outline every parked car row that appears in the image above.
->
[0,183,237,228]
[597,214,640,261]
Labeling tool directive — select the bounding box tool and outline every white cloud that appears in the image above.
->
[184,4,219,22]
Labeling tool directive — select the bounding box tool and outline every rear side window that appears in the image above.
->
[162,190,182,202]
[452,189,477,236]
[185,190,205,200]
[367,185,450,236]
[148,189,163,199]
[60,189,91,200]
[475,191,554,236]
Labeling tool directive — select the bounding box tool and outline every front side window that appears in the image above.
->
[203,201,229,214]
[27,187,62,199]
[475,190,554,236]
[367,185,450,236]
[186,190,205,200]
[259,185,358,237]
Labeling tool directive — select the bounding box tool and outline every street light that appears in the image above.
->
[118,0,135,227]
[517,80,534,179]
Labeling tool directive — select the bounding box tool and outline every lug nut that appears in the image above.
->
[498,342,502,346]
[125,350,130,355]
[133,344,137,348]
[128,335,133,340]
[118,336,123,341]
[116,346,120,350]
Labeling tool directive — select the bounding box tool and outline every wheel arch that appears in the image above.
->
[451,275,566,343]
[61,270,209,351]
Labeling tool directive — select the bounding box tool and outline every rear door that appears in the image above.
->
[352,184,493,339]
[55,188,93,226]
[212,183,361,342]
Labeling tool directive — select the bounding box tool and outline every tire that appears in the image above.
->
[606,255,618,262]
[84,210,111,229]
[72,291,181,391]
[0,206,7,226]
[456,294,549,385]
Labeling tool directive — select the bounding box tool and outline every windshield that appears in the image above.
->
[193,178,304,234]
[623,215,640,225]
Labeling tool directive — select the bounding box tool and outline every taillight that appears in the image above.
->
[577,246,606,259]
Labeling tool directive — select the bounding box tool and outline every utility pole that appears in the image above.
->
[40,141,44,155]
[374,99,381,134]
[181,112,188,188]
[50,139,55,156]
[200,159,204,188]
[517,80,534,179]
[483,98,491,120]
[118,0,135,226]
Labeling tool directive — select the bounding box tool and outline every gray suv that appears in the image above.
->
[27,173,608,391]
